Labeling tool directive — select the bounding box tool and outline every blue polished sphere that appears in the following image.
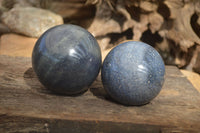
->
[101,41,165,105]
[32,24,102,95]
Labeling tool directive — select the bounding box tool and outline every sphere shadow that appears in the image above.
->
[90,86,123,106]
[89,75,134,107]
[89,73,108,98]
[23,67,87,97]
[23,67,151,106]
[90,86,150,107]
[89,74,151,107]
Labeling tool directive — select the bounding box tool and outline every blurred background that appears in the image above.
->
[0,0,200,74]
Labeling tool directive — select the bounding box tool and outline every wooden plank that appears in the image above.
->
[0,55,200,132]
[181,69,200,93]
[0,34,36,57]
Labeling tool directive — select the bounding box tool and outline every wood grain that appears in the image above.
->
[0,55,200,132]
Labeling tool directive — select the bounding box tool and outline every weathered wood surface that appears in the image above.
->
[0,55,200,133]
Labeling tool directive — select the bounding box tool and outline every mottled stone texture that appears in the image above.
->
[1,7,63,37]
[102,41,165,105]
[32,24,102,95]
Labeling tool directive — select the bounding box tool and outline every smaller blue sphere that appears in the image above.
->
[101,41,165,105]
[32,24,102,95]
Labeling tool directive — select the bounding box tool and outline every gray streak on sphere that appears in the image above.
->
[101,41,165,105]
[32,24,102,95]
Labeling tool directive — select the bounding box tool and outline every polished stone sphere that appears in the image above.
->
[101,41,165,105]
[32,24,102,95]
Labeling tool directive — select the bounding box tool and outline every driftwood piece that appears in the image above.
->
[164,1,200,50]
[85,0,200,70]
[0,0,200,70]
[0,55,200,132]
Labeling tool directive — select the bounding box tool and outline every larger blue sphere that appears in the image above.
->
[101,41,165,105]
[32,24,102,95]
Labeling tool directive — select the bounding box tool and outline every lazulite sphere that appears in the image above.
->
[101,41,165,105]
[32,24,102,95]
